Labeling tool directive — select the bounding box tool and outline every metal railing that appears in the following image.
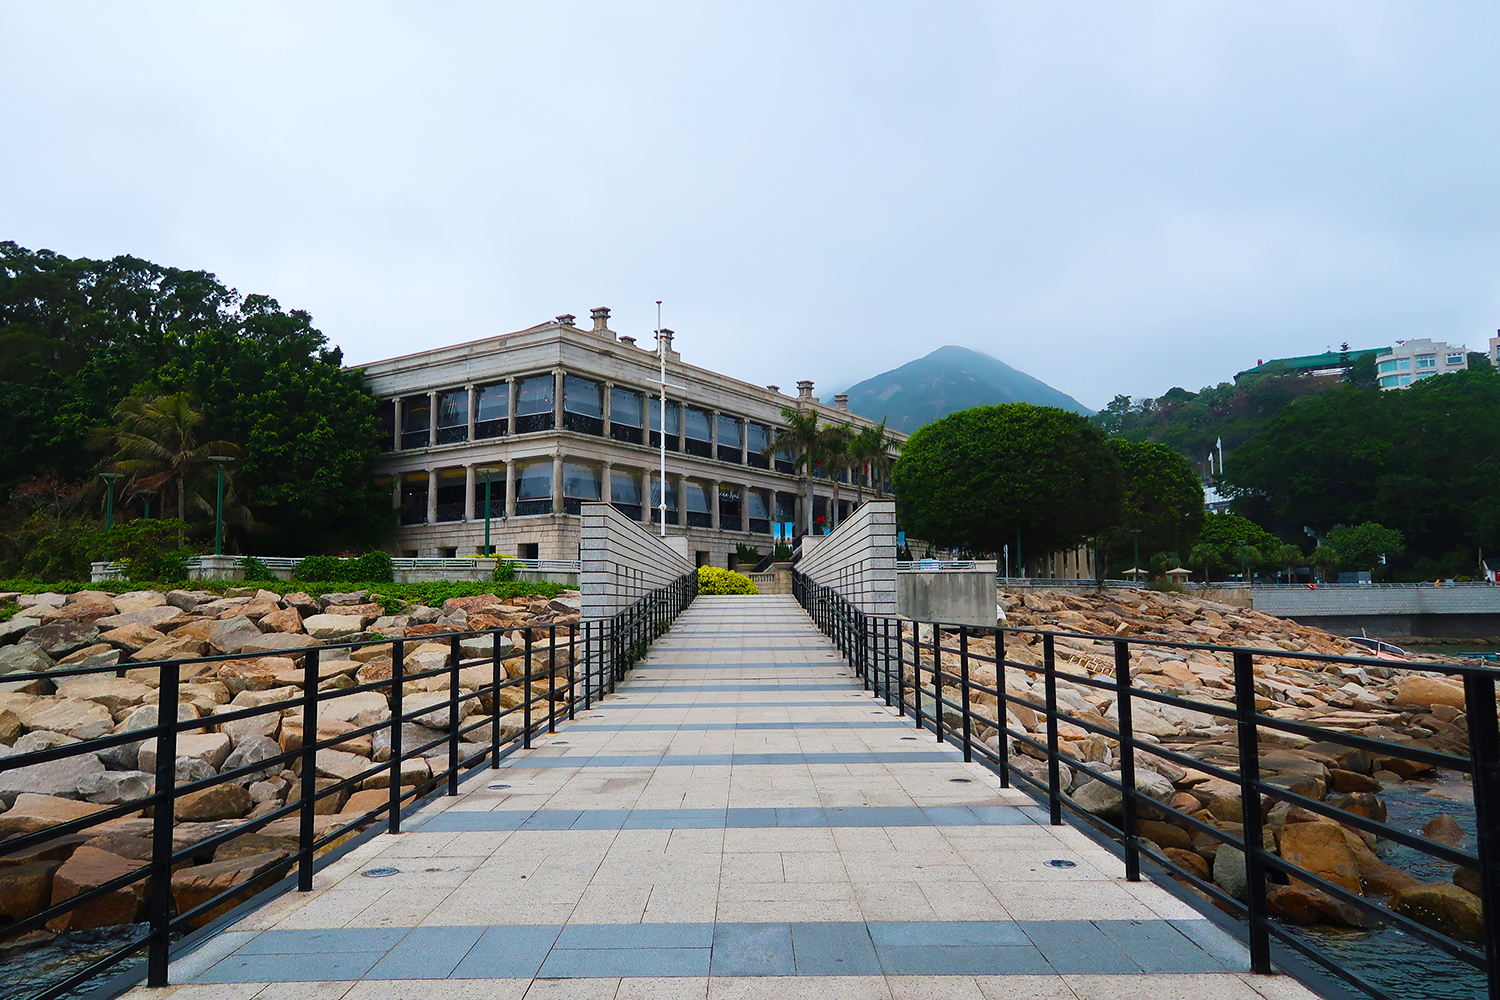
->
[794,569,1500,1000]
[0,576,693,1000]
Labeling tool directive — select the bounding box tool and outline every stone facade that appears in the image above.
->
[357,310,902,564]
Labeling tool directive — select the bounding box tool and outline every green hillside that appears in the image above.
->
[840,345,1092,433]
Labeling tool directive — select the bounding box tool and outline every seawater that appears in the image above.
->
[0,926,146,1000]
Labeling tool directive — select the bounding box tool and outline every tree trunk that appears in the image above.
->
[176,475,185,549]
[804,475,814,537]
[830,478,841,531]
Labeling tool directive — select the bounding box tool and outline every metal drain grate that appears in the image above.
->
[1044,859,1077,869]
[950,778,972,783]
[489,783,511,789]
[362,867,401,878]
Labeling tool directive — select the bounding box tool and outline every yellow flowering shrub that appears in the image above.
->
[697,566,759,595]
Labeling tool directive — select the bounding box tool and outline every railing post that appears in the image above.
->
[1114,640,1139,882]
[548,625,558,733]
[1463,670,1500,1000]
[1233,649,1272,974]
[448,634,461,794]
[1044,633,1061,826]
[881,618,893,707]
[490,630,503,767]
[390,639,405,832]
[959,626,972,763]
[298,647,320,892]
[897,618,906,718]
[524,630,533,749]
[996,628,1009,788]
[933,625,945,745]
[911,623,921,731]
[568,624,577,721]
[146,660,180,987]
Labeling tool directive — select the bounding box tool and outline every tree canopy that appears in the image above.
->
[1107,439,1204,564]
[892,403,1121,554]
[0,242,390,555]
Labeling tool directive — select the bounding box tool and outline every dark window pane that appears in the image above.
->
[437,389,467,428]
[610,387,643,427]
[563,412,604,435]
[516,375,555,415]
[515,411,555,433]
[649,399,680,434]
[685,482,711,513]
[476,383,509,421]
[476,418,507,438]
[562,462,601,500]
[684,407,711,442]
[515,498,553,516]
[746,423,770,454]
[610,471,641,505]
[564,375,602,417]
[515,462,553,500]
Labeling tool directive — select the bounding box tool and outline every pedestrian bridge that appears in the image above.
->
[145,595,1307,1000]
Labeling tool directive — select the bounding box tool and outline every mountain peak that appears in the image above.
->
[840,345,1091,434]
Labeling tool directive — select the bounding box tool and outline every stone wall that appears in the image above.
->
[579,503,696,619]
[797,501,897,615]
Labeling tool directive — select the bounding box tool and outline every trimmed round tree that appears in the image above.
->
[891,403,1122,555]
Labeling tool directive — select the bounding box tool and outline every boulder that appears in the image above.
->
[0,707,21,744]
[547,595,581,615]
[221,735,283,780]
[1455,866,1481,897]
[1070,779,1122,819]
[1328,769,1381,793]
[17,593,66,611]
[359,754,431,789]
[405,691,478,729]
[0,617,43,644]
[99,624,169,654]
[53,677,153,714]
[319,591,370,608]
[59,644,121,667]
[0,793,107,835]
[166,590,217,612]
[76,770,153,805]
[18,698,113,738]
[0,643,55,676]
[48,846,146,930]
[174,783,253,821]
[1389,883,1484,943]
[314,749,369,781]
[1392,675,1466,711]
[137,732,233,774]
[171,849,288,927]
[204,617,266,655]
[215,704,281,745]
[93,606,182,632]
[302,615,367,641]
[1266,884,1368,927]
[1162,847,1209,881]
[40,596,118,626]
[316,690,389,724]
[1136,820,1193,851]
[258,608,305,634]
[131,636,208,663]
[1328,791,1386,824]
[1213,845,1248,901]
[111,591,168,615]
[236,633,320,657]
[82,832,154,860]
[13,729,80,754]
[195,597,252,618]
[1280,822,1362,895]
[1421,814,1464,847]
[218,657,294,694]
[282,592,321,615]
[0,861,62,923]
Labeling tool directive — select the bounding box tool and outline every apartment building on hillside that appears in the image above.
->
[355,309,902,566]
[1376,338,1470,389]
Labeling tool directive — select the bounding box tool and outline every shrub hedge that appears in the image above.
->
[696,566,759,595]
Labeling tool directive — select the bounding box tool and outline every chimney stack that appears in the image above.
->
[834,393,849,411]
[657,328,675,354]
[619,336,637,347]
[766,385,780,393]
[555,314,576,327]
[590,307,611,335]
[796,380,814,399]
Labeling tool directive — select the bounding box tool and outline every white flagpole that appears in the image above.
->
[657,301,667,537]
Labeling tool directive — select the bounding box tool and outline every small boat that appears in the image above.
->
[1347,635,1409,660]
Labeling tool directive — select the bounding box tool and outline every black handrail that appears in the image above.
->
[0,573,696,1000]
[793,568,1500,1000]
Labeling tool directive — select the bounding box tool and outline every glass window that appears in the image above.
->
[379,400,395,452]
[563,375,602,416]
[1415,355,1436,368]
[1399,373,1412,385]
[1447,353,1465,365]
[746,491,769,520]
[1397,359,1410,371]
[562,462,601,499]
[717,414,742,446]
[685,481,712,513]
[475,383,508,421]
[1377,360,1398,374]
[651,478,678,509]
[649,398,681,435]
[516,375,555,415]
[610,387,643,426]
[516,462,553,499]
[610,470,641,505]
[684,407,712,442]
[746,423,770,454]
[436,389,468,444]
[401,395,430,449]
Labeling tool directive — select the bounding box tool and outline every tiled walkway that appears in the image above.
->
[147,595,1321,1000]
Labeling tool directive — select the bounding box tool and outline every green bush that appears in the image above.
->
[492,558,517,582]
[697,566,759,595]
[292,555,341,581]
[289,551,393,583]
[99,520,193,583]
[240,555,277,581]
[735,543,762,567]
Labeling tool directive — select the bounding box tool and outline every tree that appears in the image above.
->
[771,407,824,537]
[1326,521,1405,575]
[849,418,897,502]
[1107,439,1205,563]
[1310,545,1340,583]
[1198,512,1279,567]
[892,403,1122,555]
[819,423,854,530]
[1189,541,1218,583]
[1274,543,1304,583]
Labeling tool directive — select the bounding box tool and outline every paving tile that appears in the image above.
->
[789,921,881,975]
[196,951,384,983]
[365,925,485,979]
[710,922,796,976]
[449,926,560,978]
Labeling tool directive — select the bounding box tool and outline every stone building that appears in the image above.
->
[358,309,901,566]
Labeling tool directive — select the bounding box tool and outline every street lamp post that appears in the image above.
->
[477,467,500,556]
[138,488,158,520]
[1128,527,1143,579]
[209,457,234,556]
[99,473,124,532]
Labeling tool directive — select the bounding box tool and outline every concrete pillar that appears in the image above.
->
[506,377,517,434]
[553,370,565,428]
[745,483,754,533]
[710,479,721,530]
[674,473,687,529]
[740,421,748,464]
[504,462,517,518]
[391,477,401,509]
[464,383,475,442]
[464,465,477,521]
[602,461,614,504]
[639,469,651,524]
[426,469,438,524]
[710,411,719,454]
[392,397,403,451]
[427,391,438,448]
[552,455,564,513]
[602,382,613,438]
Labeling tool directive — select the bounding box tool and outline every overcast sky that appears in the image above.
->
[4,3,1498,409]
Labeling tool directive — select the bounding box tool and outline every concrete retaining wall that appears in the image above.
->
[579,502,695,619]
[797,501,897,615]
[900,562,997,626]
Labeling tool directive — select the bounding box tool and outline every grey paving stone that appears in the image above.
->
[789,921,881,975]
[1021,920,1139,974]
[197,951,383,983]
[1097,919,1228,973]
[235,928,408,955]
[365,925,485,979]
[710,922,795,977]
[538,948,711,977]
[449,926,560,978]
[875,945,1051,976]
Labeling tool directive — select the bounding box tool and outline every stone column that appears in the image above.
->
[506,377,517,434]
[392,397,403,451]
[602,382,613,439]
[553,370,565,428]
[710,411,719,455]
[602,461,614,504]
[552,455,564,514]
[710,479,721,530]
[426,469,438,524]
[427,391,438,448]
[391,477,401,509]
[745,483,755,533]
[504,462,517,518]
[464,465,477,521]
[464,383,475,442]
[674,473,687,529]
[639,469,652,524]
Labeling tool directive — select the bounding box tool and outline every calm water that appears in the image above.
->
[0,926,147,1000]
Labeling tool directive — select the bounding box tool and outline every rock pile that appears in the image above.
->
[0,585,582,942]
[908,587,1482,941]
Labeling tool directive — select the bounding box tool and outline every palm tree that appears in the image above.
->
[1310,544,1340,584]
[1275,543,1304,584]
[771,407,824,538]
[1189,541,1218,583]
[92,392,242,547]
[819,423,854,531]
[849,418,898,501]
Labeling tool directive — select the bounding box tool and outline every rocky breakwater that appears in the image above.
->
[907,587,1484,943]
[0,585,581,950]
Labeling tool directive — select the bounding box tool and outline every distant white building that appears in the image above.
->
[1376,338,1469,389]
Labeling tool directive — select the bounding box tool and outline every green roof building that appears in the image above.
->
[1236,347,1388,381]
